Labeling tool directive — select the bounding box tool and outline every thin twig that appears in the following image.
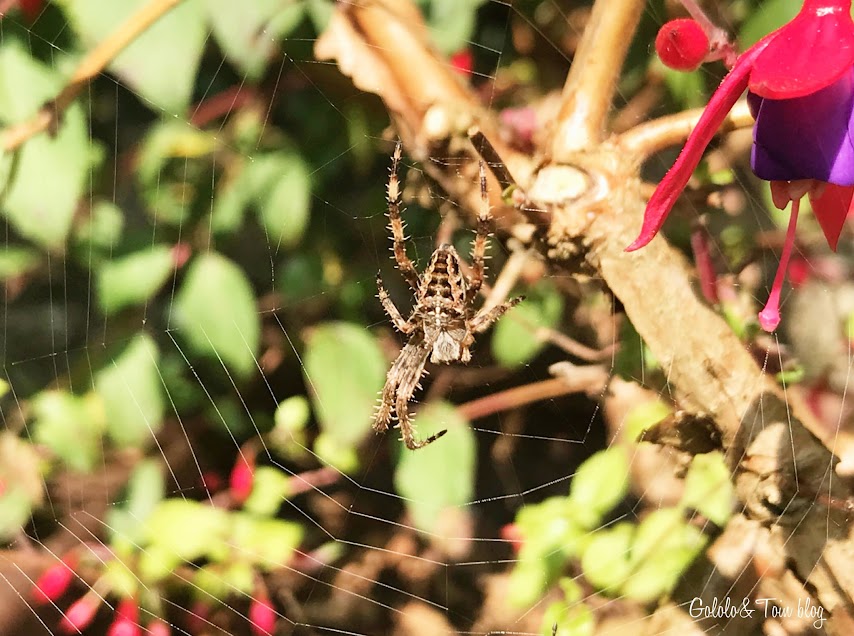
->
[552,0,646,158]
[2,0,183,152]
[457,365,608,421]
[618,98,753,159]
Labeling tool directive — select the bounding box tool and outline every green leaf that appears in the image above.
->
[303,322,386,446]
[680,452,734,527]
[57,0,208,113]
[145,499,231,562]
[423,0,488,55]
[136,121,219,225]
[98,246,174,314]
[661,64,707,109]
[622,508,707,603]
[491,283,563,367]
[95,334,165,448]
[73,201,124,259]
[739,0,798,48]
[102,559,138,598]
[394,401,476,533]
[32,391,105,472]
[124,459,164,525]
[274,395,310,433]
[580,522,634,594]
[0,434,43,505]
[172,252,260,378]
[568,447,630,529]
[256,153,312,249]
[230,513,304,570]
[0,43,96,248]
[313,432,360,473]
[516,497,586,561]
[625,398,672,442]
[0,487,33,541]
[243,466,291,517]
[0,247,40,280]
[205,0,304,78]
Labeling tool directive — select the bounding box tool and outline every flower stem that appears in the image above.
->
[758,198,800,331]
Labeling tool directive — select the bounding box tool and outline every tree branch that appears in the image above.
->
[551,0,646,159]
[618,98,754,158]
[1,0,183,152]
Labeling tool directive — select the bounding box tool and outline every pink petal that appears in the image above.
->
[627,39,772,252]
[750,0,854,99]
[810,183,854,250]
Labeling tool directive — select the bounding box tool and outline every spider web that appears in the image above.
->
[0,1,846,635]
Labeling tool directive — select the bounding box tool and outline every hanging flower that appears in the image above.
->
[628,0,854,330]
[32,555,78,605]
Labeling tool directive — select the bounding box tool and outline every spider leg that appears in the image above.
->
[376,272,413,333]
[471,296,525,334]
[465,160,491,304]
[387,142,420,291]
[373,339,427,434]
[392,341,446,450]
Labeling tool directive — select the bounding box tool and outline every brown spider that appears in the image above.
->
[374,142,523,450]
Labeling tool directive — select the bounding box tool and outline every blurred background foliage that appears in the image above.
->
[0,0,837,634]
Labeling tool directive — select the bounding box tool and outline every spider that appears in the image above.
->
[374,142,523,450]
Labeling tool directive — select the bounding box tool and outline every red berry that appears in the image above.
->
[248,594,276,636]
[59,595,100,634]
[655,19,710,71]
[32,557,76,605]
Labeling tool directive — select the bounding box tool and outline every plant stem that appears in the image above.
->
[552,0,646,159]
[2,0,183,152]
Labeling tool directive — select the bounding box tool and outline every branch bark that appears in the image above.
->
[551,0,646,159]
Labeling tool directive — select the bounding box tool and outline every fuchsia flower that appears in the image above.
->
[32,555,77,605]
[628,0,854,330]
[248,593,276,636]
[59,593,100,634]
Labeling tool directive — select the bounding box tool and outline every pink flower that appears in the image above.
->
[248,594,276,636]
[59,594,100,634]
[146,619,172,636]
[229,451,256,504]
[32,556,77,605]
[628,0,854,331]
[107,599,140,636]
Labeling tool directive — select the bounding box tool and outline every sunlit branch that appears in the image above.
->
[552,0,645,159]
[618,98,753,159]
[457,365,608,421]
[1,0,183,152]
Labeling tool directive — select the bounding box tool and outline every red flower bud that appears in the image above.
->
[59,594,100,634]
[230,453,255,504]
[186,601,211,634]
[32,556,77,605]
[655,19,710,72]
[450,48,474,76]
[500,523,524,553]
[249,594,276,636]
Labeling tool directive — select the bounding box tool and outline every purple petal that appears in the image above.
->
[750,68,854,185]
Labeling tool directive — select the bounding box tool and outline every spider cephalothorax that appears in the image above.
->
[374,142,523,450]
